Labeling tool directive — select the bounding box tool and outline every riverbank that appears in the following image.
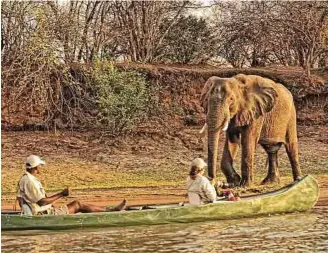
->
[2,125,328,211]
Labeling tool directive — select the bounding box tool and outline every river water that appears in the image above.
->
[2,206,328,253]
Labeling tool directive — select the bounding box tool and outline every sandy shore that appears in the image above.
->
[2,125,328,211]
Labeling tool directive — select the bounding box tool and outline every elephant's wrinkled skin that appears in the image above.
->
[201,74,302,186]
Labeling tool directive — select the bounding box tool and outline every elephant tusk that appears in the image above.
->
[222,120,229,131]
[199,123,208,134]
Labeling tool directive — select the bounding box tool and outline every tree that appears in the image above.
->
[47,1,119,63]
[213,1,277,67]
[212,1,328,74]
[156,15,215,64]
[278,2,328,75]
[111,1,190,62]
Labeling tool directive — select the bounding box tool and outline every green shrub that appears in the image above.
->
[91,61,150,135]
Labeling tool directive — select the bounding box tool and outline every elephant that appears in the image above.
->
[200,74,302,186]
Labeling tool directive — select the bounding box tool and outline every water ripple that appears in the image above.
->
[2,208,328,253]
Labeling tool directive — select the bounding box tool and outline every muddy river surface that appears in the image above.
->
[2,206,328,253]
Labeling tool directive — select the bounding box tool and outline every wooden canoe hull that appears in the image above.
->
[1,175,319,231]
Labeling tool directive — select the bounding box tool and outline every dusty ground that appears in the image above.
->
[1,125,328,211]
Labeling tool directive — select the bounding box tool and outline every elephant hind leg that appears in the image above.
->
[285,143,302,181]
[285,133,302,181]
[285,121,302,181]
[260,143,282,185]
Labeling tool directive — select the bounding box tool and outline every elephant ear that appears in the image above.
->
[200,76,217,112]
[233,75,278,126]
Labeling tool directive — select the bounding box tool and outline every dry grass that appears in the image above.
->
[2,125,328,204]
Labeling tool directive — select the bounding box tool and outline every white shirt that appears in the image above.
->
[17,172,52,215]
[186,175,217,205]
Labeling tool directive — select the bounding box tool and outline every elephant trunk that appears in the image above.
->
[207,106,230,180]
[207,128,220,180]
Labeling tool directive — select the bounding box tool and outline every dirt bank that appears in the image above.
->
[2,65,328,130]
[2,125,328,211]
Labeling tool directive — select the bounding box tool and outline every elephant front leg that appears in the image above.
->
[240,149,255,187]
[240,130,257,187]
[221,132,241,186]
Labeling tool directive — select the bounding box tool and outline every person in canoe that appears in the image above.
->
[187,158,217,205]
[16,155,127,215]
[187,158,237,204]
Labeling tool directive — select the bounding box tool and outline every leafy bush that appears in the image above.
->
[91,61,151,135]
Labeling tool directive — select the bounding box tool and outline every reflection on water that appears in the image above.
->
[2,207,328,253]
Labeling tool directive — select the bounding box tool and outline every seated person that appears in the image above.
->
[17,155,127,215]
[186,158,217,205]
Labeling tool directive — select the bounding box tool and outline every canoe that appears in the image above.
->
[1,175,319,231]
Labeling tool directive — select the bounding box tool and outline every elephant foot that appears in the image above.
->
[293,175,302,181]
[227,173,241,187]
[240,177,251,187]
[261,175,280,185]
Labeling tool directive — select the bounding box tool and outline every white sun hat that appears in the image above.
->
[191,158,207,169]
[25,155,45,169]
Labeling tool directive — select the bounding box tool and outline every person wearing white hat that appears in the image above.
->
[17,155,127,215]
[186,158,217,205]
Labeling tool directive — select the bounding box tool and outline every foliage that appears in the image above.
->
[213,1,328,74]
[110,1,192,62]
[90,61,151,135]
[2,3,64,126]
[157,15,215,64]
[1,1,327,130]
[2,1,327,68]
[1,3,97,129]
